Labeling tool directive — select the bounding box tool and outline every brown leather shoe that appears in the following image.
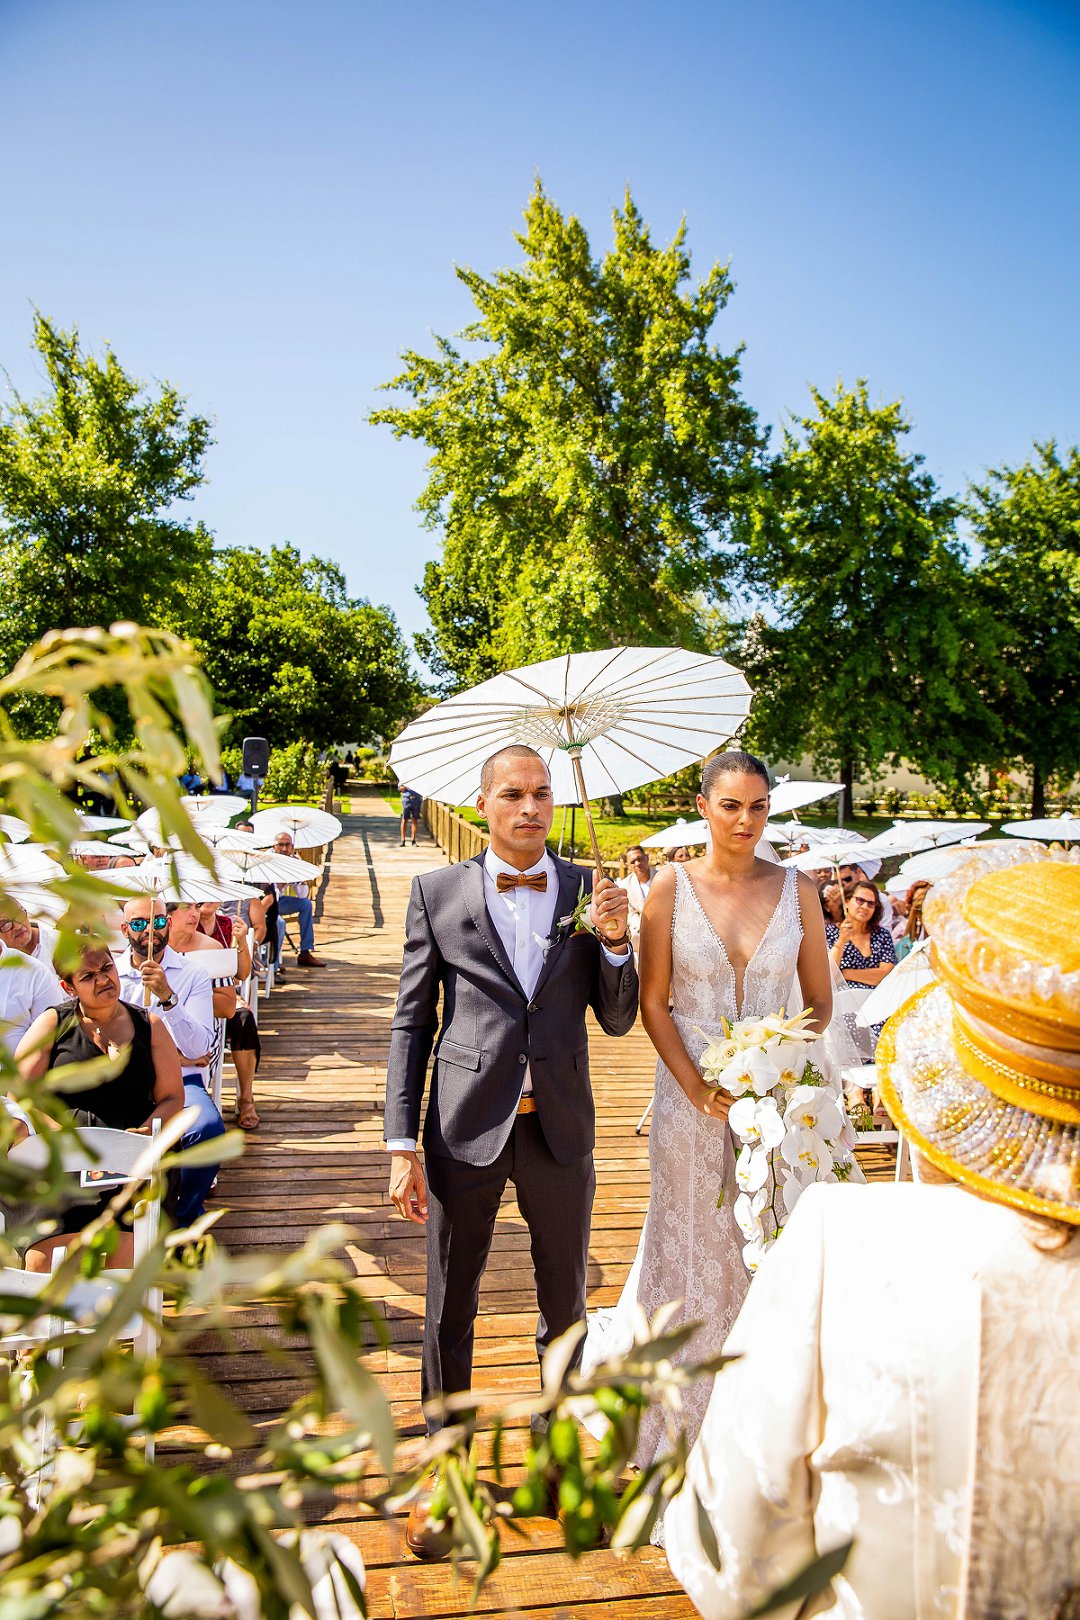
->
[296,951,327,967]
[405,1487,453,1561]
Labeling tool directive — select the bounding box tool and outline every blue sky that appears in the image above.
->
[1,0,1077,646]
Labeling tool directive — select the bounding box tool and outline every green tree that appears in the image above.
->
[742,381,997,809]
[372,182,764,689]
[0,314,213,671]
[968,441,1080,816]
[178,543,420,747]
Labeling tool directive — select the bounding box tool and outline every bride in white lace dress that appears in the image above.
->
[582,751,837,1485]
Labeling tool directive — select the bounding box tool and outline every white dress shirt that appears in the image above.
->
[387,849,628,1152]
[113,943,215,1078]
[0,942,65,1053]
[27,920,59,967]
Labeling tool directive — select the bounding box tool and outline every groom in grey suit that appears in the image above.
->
[385,745,638,1553]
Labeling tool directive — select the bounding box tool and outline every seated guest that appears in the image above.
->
[826,880,896,1055]
[113,898,226,1227]
[0,936,64,1052]
[667,850,1080,1620]
[72,843,112,873]
[14,943,184,1272]
[617,845,654,940]
[0,903,58,969]
[196,900,261,1131]
[271,832,325,967]
[669,846,693,864]
[895,880,931,960]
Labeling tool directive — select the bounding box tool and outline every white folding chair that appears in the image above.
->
[0,1113,195,1482]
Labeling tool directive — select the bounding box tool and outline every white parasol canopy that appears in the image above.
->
[640,817,709,851]
[218,850,319,886]
[248,807,342,850]
[108,857,261,904]
[1004,813,1080,848]
[76,813,130,833]
[0,847,66,885]
[0,815,31,844]
[388,647,752,810]
[855,938,936,1028]
[858,820,990,858]
[762,821,840,852]
[180,794,250,823]
[767,777,844,817]
[899,836,1040,884]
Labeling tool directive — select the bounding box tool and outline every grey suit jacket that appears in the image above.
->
[384,852,639,1166]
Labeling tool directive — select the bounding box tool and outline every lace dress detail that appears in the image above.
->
[582,863,805,1517]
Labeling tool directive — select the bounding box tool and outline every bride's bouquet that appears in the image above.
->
[696,1009,856,1274]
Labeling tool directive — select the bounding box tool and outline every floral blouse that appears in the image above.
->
[825,922,897,973]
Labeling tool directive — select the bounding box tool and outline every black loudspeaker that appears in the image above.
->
[242,737,271,778]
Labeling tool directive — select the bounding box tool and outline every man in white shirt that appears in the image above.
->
[0,904,59,971]
[616,844,654,941]
[113,897,226,1225]
[384,745,639,1559]
[0,940,64,1052]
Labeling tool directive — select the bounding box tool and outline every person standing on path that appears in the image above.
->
[383,744,639,1559]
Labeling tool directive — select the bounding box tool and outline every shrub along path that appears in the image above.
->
[176,797,893,1619]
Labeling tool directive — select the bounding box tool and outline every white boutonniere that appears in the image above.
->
[555,879,601,942]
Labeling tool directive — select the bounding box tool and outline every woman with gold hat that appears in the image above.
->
[665,843,1080,1620]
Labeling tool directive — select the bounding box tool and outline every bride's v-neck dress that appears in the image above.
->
[583,861,805,1475]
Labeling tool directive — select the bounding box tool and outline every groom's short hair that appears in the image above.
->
[479,745,550,796]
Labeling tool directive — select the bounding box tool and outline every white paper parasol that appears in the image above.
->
[390,646,752,869]
[1004,813,1080,848]
[859,820,989,858]
[899,836,1040,884]
[0,815,31,844]
[108,857,261,904]
[76,813,130,833]
[855,938,936,1028]
[640,817,709,851]
[767,778,844,817]
[248,807,342,849]
[0,847,66,885]
[181,794,250,822]
[762,821,839,852]
[218,850,320,886]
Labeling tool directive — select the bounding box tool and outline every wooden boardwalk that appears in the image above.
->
[188,797,893,1619]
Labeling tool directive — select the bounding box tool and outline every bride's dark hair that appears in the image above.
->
[701,749,771,798]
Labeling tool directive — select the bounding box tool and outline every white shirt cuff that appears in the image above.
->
[601,942,632,966]
[386,1139,417,1153]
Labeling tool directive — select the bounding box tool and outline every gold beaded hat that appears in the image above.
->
[877,843,1080,1223]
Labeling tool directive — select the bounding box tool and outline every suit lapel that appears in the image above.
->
[531,856,588,1000]
[459,853,525,998]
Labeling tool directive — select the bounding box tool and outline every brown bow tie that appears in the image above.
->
[496,871,548,893]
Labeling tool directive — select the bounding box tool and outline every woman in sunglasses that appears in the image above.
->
[13,941,185,1272]
[826,879,897,1055]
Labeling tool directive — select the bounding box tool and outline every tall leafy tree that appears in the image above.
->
[178,544,420,747]
[0,314,213,668]
[742,381,997,809]
[968,441,1080,816]
[372,182,764,689]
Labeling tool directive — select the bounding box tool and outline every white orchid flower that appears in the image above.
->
[784,1085,843,1142]
[729,1094,786,1151]
[742,1237,769,1274]
[717,1045,781,1099]
[775,1050,810,1088]
[735,1143,771,1193]
[781,1126,835,1179]
[734,1187,768,1243]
